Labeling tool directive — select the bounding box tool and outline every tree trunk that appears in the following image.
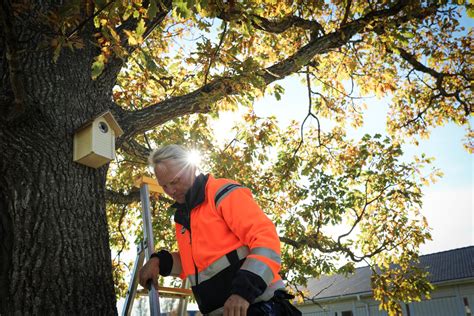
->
[0,105,118,315]
[0,10,118,313]
[0,129,117,314]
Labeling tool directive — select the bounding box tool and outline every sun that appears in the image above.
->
[187,149,202,167]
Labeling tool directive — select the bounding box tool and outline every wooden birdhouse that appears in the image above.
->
[73,111,124,168]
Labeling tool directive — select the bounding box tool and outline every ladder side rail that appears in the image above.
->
[122,241,146,316]
[140,183,161,316]
[176,279,190,316]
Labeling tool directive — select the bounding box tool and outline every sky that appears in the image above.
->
[243,75,473,256]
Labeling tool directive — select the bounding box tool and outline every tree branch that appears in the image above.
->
[117,0,439,143]
[280,234,389,263]
[106,189,141,204]
[397,47,440,79]
[398,94,439,128]
[114,205,128,260]
[117,0,172,53]
[66,0,116,40]
[99,0,172,86]
[252,14,324,36]
[341,0,352,26]
[204,22,228,85]
[218,10,325,35]
[293,67,322,158]
[119,139,152,163]
[396,46,472,123]
[259,0,419,84]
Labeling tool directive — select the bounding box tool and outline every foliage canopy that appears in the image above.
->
[102,1,471,313]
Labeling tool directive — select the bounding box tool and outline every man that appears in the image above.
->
[138,144,301,315]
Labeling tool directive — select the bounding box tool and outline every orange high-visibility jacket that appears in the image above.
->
[154,174,284,314]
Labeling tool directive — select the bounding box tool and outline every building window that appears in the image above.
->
[464,297,472,316]
[341,311,353,316]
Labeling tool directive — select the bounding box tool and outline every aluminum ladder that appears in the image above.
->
[122,178,161,316]
[122,176,192,316]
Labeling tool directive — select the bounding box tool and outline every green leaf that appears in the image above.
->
[52,38,63,63]
[394,33,409,45]
[94,0,107,8]
[401,31,415,39]
[148,0,158,19]
[136,19,146,37]
[274,91,281,101]
[93,16,100,28]
[467,6,474,18]
[174,0,191,18]
[91,58,105,80]
[143,51,158,72]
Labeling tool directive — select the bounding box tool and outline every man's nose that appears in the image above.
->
[168,186,177,196]
[164,187,175,197]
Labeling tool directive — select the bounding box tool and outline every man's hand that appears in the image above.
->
[138,257,160,290]
[223,294,250,316]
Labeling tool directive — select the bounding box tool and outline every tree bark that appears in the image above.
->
[0,125,117,314]
[0,4,118,314]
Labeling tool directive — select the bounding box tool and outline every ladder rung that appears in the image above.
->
[134,176,164,194]
[137,286,193,298]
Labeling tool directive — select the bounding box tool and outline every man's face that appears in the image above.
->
[154,159,194,203]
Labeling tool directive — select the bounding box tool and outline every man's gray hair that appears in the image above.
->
[148,144,189,170]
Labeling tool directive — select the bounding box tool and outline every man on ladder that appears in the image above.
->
[139,145,301,316]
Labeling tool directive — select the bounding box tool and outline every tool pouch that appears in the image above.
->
[271,290,302,316]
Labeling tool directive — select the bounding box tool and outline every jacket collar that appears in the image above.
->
[173,173,209,230]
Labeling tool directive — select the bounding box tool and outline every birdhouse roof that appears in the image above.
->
[76,110,124,137]
[99,111,124,137]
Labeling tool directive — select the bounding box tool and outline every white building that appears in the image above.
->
[296,246,474,316]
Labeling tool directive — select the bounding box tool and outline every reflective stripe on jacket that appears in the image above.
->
[171,174,284,313]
